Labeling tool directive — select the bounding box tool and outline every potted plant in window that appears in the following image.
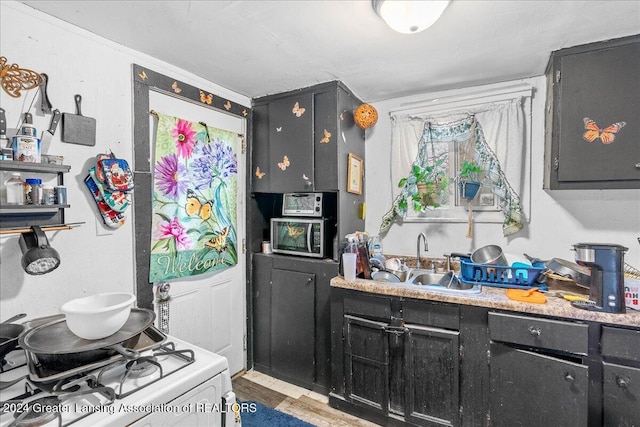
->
[397,158,448,213]
[457,160,484,201]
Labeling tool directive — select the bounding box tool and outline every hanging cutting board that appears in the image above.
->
[62,94,96,146]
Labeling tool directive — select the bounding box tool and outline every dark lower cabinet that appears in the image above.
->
[344,315,390,414]
[405,325,460,427]
[600,326,640,427]
[331,289,469,427]
[252,253,338,393]
[489,342,588,427]
[270,268,315,386]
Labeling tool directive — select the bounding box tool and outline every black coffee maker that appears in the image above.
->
[571,243,628,313]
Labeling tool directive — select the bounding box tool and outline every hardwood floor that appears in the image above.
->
[232,370,380,427]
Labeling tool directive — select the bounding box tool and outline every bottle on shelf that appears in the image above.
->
[3,172,25,205]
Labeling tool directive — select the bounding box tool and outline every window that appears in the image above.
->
[380,85,532,236]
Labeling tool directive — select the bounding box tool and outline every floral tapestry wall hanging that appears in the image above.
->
[149,113,239,282]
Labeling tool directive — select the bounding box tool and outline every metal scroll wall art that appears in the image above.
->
[0,56,43,98]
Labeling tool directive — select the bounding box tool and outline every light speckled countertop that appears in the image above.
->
[331,276,640,328]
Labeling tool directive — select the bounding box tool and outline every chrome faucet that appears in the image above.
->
[416,232,429,269]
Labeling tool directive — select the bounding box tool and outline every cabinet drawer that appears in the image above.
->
[344,293,391,320]
[601,326,640,362]
[488,312,588,355]
[403,300,459,330]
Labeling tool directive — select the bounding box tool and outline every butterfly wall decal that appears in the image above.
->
[172,81,182,94]
[278,155,290,171]
[276,127,282,132]
[224,100,232,111]
[582,117,626,144]
[185,189,213,221]
[242,109,248,117]
[138,70,148,80]
[205,226,231,253]
[255,166,266,179]
[199,90,213,105]
[320,129,331,144]
[292,102,305,117]
[0,56,43,98]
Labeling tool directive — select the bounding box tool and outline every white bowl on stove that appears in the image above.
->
[60,292,136,340]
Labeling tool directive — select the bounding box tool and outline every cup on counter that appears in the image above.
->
[342,253,357,281]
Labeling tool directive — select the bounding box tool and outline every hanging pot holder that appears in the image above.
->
[94,152,115,184]
[84,175,126,229]
[99,157,134,192]
[88,167,130,213]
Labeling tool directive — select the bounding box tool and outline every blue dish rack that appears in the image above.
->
[459,257,548,290]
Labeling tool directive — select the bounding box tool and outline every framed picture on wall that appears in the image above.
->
[347,153,363,195]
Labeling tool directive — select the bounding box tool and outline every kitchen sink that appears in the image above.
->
[406,270,482,294]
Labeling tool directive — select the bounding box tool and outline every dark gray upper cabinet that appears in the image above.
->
[544,35,640,189]
[251,81,365,193]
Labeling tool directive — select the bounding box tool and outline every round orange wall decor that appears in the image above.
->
[353,103,378,129]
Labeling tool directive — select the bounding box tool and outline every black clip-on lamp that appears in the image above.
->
[19,226,61,275]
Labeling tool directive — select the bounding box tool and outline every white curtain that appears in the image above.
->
[391,98,526,201]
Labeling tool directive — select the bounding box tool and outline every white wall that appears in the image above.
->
[365,77,640,266]
[0,1,250,318]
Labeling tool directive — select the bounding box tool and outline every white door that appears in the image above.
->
[148,91,246,375]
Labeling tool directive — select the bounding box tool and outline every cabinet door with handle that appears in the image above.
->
[270,268,315,388]
[489,342,588,427]
[405,324,461,427]
[602,362,640,427]
[267,93,314,192]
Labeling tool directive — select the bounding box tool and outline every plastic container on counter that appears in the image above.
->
[42,186,55,205]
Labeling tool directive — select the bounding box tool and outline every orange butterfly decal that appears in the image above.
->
[320,129,331,144]
[138,70,148,80]
[583,117,626,144]
[199,90,213,105]
[224,100,232,111]
[292,102,305,117]
[242,109,248,117]
[276,126,282,132]
[205,226,231,253]
[278,155,290,171]
[255,166,266,179]
[171,81,182,93]
[185,189,213,221]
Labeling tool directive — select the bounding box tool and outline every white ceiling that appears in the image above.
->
[20,0,640,102]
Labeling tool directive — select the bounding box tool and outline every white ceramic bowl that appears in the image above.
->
[60,292,135,340]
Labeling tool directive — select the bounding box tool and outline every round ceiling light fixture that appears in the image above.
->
[372,0,451,34]
[354,104,379,130]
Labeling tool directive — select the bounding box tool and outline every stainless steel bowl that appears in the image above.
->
[371,270,401,283]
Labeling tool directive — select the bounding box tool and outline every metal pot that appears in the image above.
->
[471,245,508,266]
[19,308,155,370]
[0,314,27,361]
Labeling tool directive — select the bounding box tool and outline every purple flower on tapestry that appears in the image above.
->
[154,154,187,200]
[155,216,192,250]
[171,119,197,158]
[191,138,237,189]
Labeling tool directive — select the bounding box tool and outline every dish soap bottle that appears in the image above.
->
[369,235,383,257]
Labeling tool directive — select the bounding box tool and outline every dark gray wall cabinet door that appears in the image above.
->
[268,93,314,192]
[545,35,640,189]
